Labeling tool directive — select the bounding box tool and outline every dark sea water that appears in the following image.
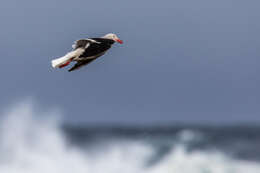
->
[64,125,260,162]
[1,102,260,173]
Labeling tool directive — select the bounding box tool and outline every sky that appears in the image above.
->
[0,0,259,126]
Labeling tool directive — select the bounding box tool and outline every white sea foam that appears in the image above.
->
[0,100,260,173]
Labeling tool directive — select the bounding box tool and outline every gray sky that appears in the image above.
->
[0,0,259,125]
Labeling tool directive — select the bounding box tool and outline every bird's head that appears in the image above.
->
[103,33,123,44]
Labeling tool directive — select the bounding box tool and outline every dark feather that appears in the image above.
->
[69,38,115,72]
[68,59,96,72]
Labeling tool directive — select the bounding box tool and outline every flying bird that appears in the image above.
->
[51,33,123,72]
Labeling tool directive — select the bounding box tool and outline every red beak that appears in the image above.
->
[115,38,123,44]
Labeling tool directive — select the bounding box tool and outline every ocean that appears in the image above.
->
[1,102,260,173]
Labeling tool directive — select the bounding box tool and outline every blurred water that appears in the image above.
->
[1,101,260,173]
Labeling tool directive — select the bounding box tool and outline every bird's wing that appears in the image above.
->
[68,59,96,72]
[68,52,106,72]
[72,39,101,50]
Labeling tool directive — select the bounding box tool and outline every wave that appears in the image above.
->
[0,100,260,173]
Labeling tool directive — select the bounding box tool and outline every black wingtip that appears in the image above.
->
[68,66,77,72]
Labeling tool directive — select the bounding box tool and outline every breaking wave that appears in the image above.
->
[1,100,260,173]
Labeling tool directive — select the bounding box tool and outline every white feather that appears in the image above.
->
[51,48,84,68]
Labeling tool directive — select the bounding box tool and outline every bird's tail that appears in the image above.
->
[51,48,84,68]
